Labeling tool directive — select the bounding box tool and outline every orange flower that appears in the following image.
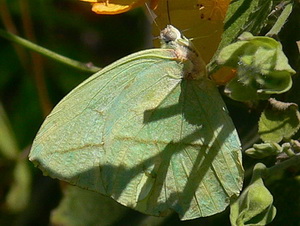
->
[81,0,234,84]
[197,0,230,21]
[154,0,230,62]
[80,0,158,14]
[153,0,234,84]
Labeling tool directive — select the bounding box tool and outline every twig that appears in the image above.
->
[0,28,101,74]
[264,153,300,178]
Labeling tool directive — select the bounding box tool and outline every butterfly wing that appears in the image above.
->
[102,76,243,219]
[29,48,182,180]
[30,48,242,220]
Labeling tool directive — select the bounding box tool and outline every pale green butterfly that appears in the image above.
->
[29,25,243,220]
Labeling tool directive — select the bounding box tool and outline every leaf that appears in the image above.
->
[51,185,128,226]
[0,103,19,159]
[245,142,282,159]
[217,32,296,101]
[266,1,294,37]
[29,25,243,220]
[230,163,276,226]
[0,103,31,212]
[208,0,273,73]
[5,160,31,212]
[259,98,300,143]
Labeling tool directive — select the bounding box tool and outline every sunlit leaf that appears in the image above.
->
[217,32,296,101]
[245,142,282,159]
[230,163,276,226]
[259,98,300,143]
[208,0,273,73]
[266,1,294,37]
[29,25,243,220]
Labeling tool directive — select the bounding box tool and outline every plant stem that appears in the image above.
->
[0,28,101,73]
[264,153,300,178]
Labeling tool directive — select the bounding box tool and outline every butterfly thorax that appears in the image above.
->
[160,25,207,80]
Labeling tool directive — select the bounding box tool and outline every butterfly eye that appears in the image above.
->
[160,25,181,43]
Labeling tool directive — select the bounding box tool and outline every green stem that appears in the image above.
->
[0,28,101,73]
[264,153,300,178]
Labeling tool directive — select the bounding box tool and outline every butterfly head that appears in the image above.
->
[160,25,191,51]
[160,25,207,79]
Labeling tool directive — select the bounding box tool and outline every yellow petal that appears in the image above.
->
[92,2,132,14]
[153,0,230,64]
[81,0,147,14]
[197,0,230,21]
[152,0,234,84]
[81,0,98,2]
[149,0,160,10]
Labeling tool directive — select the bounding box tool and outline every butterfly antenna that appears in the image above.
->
[166,0,172,25]
[189,29,220,41]
[180,27,193,37]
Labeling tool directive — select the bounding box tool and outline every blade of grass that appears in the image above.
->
[266,1,294,37]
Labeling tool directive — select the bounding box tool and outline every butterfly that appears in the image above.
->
[29,25,243,220]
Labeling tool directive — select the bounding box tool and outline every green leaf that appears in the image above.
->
[230,163,276,226]
[259,98,300,143]
[217,33,295,101]
[5,160,31,212]
[209,0,273,72]
[245,142,282,159]
[51,185,128,226]
[0,103,19,159]
[29,25,243,220]
[266,1,294,37]
[0,103,31,212]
